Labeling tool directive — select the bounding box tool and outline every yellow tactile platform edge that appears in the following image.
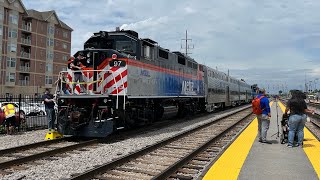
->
[277,101,320,179]
[203,102,273,180]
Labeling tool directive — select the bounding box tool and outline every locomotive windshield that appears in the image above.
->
[115,41,136,54]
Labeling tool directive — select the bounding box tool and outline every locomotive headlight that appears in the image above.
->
[58,98,64,105]
[103,98,108,103]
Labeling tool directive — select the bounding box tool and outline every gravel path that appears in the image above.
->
[1,105,250,180]
[0,129,48,150]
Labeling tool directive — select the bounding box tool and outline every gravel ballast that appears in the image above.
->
[1,105,250,179]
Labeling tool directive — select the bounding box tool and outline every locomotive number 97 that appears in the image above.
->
[109,60,126,67]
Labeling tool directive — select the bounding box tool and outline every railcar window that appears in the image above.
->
[193,63,197,69]
[143,45,153,59]
[199,65,203,71]
[187,61,193,68]
[178,56,186,65]
[159,49,169,59]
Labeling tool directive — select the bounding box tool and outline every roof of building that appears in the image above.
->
[26,9,73,31]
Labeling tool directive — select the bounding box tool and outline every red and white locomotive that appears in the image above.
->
[56,29,252,137]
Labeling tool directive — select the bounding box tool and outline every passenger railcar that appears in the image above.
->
[56,29,252,137]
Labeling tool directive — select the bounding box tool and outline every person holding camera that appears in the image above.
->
[285,90,315,148]
[43,88,56,131]
[70,52,86,93]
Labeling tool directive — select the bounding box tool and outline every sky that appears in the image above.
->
[22,0,320,94]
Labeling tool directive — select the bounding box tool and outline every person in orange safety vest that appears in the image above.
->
[1,103,16,135]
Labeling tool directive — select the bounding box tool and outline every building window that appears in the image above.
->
[7,43,17,53]
[62,55,68,61]
[62,43,67,49]
[46,50,54,60]
[48,25,54,35]
[46,63,53,72]
[0,25,2,36]
[40,50,44,57]
[55,41,59,47]
[45,75,53,84]
[47,38,54,46]
[8,28,18,38]
[0,9,3,21]
[6,57,16,68]
[6,72,15,83]
[9,13,18,25]
[62,67,67,71]
[55,53,59,60]
[63,31,68,38]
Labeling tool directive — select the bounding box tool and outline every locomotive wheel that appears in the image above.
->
[57,109,68,133]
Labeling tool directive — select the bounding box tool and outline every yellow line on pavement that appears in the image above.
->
[203,102,273,180]
[277,101,320,179]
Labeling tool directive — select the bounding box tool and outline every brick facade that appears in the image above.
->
[0,0,72,95]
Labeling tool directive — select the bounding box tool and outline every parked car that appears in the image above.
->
[0,102,26,126]
[28,103,46,116]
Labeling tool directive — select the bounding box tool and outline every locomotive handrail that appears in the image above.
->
[57,69,126,110]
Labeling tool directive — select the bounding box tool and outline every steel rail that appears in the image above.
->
[69,107,252,180]
[0,138,66,155]
[152,111,253,180]
[0,139,98,169]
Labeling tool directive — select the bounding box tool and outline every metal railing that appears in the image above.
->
[20,52,31,59]
[57,70,127,110]
[21,38,31,45]
[19,80,30,86]
[20,66,30,72]
[22,24,32,31]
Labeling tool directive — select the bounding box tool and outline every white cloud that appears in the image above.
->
[22,0,320,93]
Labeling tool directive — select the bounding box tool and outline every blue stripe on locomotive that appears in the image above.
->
[157,71,204,97]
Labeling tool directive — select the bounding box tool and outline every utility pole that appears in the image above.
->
[181,30,194,56]
[305,72,307,93]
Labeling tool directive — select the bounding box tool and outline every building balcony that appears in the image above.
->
[21,38,31,45]
[22,24,32,32]
[20,52,31,59]
[20,66,30,72]
[19,80,30,86]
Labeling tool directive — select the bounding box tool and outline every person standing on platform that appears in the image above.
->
[285,90,315,148]
[255,88,272,144]
[43,88,56,131]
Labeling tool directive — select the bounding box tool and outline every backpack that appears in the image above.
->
[252,96,264,114]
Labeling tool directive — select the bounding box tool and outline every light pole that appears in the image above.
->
[309,81,313,93]
[314,78,319,91]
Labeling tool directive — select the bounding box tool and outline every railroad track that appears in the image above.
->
[0,138,98,175]
[69,107,254,180]
[305,112,320,141]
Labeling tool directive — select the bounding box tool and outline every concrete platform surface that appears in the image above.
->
[238,101,318,180]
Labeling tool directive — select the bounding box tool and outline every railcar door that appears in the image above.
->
[226,86,230,106]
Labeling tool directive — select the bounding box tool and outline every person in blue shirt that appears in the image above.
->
[256,88,271,144]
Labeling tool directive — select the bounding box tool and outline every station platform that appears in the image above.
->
[202,101,320,180]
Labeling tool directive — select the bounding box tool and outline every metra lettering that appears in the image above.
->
[182,81,194,92]
[140,70,150,77]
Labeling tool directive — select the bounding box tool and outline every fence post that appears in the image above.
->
[18,94,21,132]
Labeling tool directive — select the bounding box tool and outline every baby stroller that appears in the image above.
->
[280,114,289,144]
[280,113,298,144]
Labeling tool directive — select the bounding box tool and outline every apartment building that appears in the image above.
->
[0,0,72,95]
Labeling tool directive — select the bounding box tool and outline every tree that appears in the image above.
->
[279,90,282,94]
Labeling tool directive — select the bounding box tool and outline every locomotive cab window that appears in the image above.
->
[116,41,136,54]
